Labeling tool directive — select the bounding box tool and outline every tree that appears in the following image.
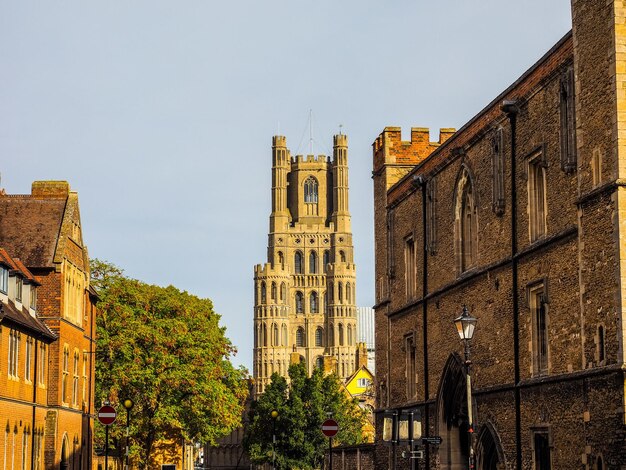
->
[91,259,248,469]
[244,363,367,469]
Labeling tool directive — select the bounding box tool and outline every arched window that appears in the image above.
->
[454,166,478,273]
[262,323,268,347]
[260,282,267,304]
[347,325,353,345]
[295,252,303,274]
[338,324,344,346]
[304,176,318,203]
[281,324,288,346]
[273,323,279,346]
[316,356,324,369]
[271,282,277,302]
[323,250,330,271]
[309,251,317,274]
[296,327,305,347]
[328,283,334,304]
[295,292,304,314]
[346,283,351,304]
[315,327,324,347]
[338,282,343,303]
[310,291,318,313]
[277,251,284,269]
[329,323,335,346]
[339,250,346,263]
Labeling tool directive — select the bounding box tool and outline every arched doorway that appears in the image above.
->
[436,353,470,469]
[60,434,70,470]
[475,422,506,470]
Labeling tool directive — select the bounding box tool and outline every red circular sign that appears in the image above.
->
[98,405,117,425]
[321,419,339,437]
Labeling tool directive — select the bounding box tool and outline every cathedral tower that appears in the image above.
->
[253,134,357,395]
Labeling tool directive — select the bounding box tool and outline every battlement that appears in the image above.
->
[254,263,290,277]
[334,134,348,148]
[372,126,455,173]
[326,263,357,277]
[272,135,287,148]
[292,154,329,164]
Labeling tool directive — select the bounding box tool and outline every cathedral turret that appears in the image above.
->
[270,135,290,232]
[331,134,351,232]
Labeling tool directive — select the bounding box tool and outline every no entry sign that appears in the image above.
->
[321,419,339,437]
[98,405,117,425]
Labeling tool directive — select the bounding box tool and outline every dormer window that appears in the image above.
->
[30,286,37,311]
[16,277,23,302]
[0,266,7,293]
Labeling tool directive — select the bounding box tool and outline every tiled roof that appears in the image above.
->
[0,248,18,270]
[0,195,67,268]
[12,257,39,285]
[0,300,56,340]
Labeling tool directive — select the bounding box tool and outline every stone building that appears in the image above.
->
[373,1,626,468]
[0,181,97,470]
[253,134,357,395]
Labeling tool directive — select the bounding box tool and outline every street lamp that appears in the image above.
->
[271,410,278,470]
[122,399,134,470]
[454,305,477,469]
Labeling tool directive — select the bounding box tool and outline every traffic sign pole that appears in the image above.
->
[105,424,109,470]
[329,437,332,470]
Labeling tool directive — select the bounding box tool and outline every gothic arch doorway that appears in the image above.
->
[475,422,506,470]
[436,353,470,469]
[60,434,70,470]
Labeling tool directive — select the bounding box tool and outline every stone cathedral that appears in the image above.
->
[253,134,358,396]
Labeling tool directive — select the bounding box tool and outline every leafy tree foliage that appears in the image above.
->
[91,259,248,469]
[244,363,367,469]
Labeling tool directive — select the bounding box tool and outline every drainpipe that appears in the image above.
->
[501,100,521,470]
[413,174,430,469]
[31,335,40,470]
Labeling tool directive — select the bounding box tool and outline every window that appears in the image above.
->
[310,291,318,313]
[592,148,602,188]
[329,323,335,346]
[532,430,552,470]
[21,430,28,470]
[347,325,353,345]
[323,251,330,271]
[9,329,20,378]
[296,327,305,347]
[560,66,576,173]
[309,251,317,274]
[339,250,346,263]
[328,283,334,304]
[357,378,371,388]
[492,127,505,215]
[295,252,303,274]
[30,286,37,311]
[528,153,547,242]
[597,325,606,364]
[346,283,352,304]
[38,344,46,386]
[277,251,284,269]
[405,237,416,298]
[273,323,279,346]
[295,292,304,314]
[83,352,88,404]
[338,324,344,346]
[455,166,477,273]
[280,282,286,302]
[304,176,318,203]
[25,337,33,382]
[316,356,324,369]
[260,282,267,304]
[338,282,343,303]
[262,323,268,347]
[406,335,417,399]
[315,327,324,347]
[16,277,23,302]
[281,324,287,346]
[0,266,8,293]
[529,285,549,375]
[62,346,69,402]
[271,282,277,302]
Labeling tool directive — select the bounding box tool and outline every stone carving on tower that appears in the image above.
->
[253,134,357,396]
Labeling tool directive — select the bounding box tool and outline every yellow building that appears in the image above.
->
[253,134,357,396]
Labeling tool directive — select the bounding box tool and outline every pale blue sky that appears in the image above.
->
[0,1,572,370]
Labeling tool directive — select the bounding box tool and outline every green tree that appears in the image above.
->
[91,259,248,469]
[244,363,367,469]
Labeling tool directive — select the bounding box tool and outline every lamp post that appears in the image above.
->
[454,305,477,469]
[122,398,134,470]
[271,410,278,470]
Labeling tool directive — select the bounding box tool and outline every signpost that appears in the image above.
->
[322,419,339,470]
[98,405,117,470]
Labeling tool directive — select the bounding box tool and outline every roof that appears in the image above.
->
[0,300,56,341]
[0,193,67,268]
[0,248,40,285]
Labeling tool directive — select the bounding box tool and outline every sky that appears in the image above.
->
[0,0,572,371]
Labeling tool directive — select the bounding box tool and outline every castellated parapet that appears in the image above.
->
[253,133,357,397]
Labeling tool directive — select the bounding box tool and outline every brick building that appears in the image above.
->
[0,181,97,470]
[253,134,358,395]
[373,1,626,468]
